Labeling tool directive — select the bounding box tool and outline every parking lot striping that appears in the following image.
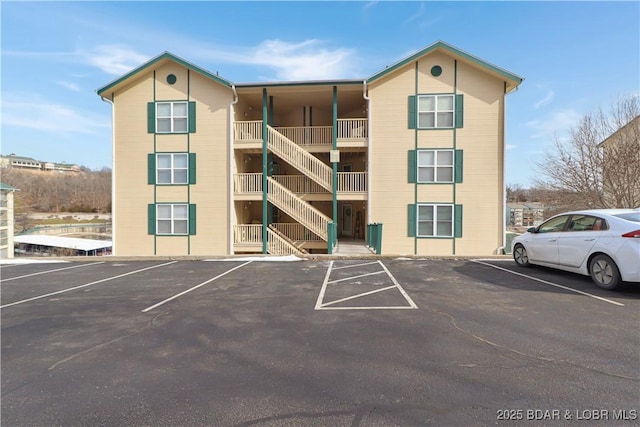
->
[331,261,380,271]
[321,285,399,308]
[315,260,418,310]
[0,261,177,309]
[471,260,624,307]
[142,260,253,313]
[0,262,104,283]
[314,260,334,310]
[378,261,418,309]
[327,270,386,285]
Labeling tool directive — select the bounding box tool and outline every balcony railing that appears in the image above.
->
[235,173,367,195]
[337,119,367,140]
[271,175,326,194]
[234,121,263,142]
[234,173,263,194]
[235,119,368,145]
[337,172,367,193]
[274,126,332,146]
[233,224,262,244]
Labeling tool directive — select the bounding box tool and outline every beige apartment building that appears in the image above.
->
[97,41,523,256]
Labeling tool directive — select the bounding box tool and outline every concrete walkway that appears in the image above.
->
[334,238,373,255]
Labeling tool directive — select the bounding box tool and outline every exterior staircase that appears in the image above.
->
[267,225,307,255]
[267,125,333,192]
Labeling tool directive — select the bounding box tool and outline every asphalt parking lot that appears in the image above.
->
[2,258,639,426]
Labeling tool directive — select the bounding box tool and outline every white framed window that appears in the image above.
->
[156,153,188,184]
[418,150,454,183]
[417,94,454,128]
[156,204,188,235]
[417,204,454,237]
[156,101,188,133]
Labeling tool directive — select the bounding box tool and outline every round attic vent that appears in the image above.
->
[430,65,442,77]
[167,74,177,85]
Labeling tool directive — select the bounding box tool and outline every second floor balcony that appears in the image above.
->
[233,172,367,201]
[234,119,368,151]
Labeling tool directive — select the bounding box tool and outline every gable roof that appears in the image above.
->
[97,52,234,97]
[366,40,524,92]
[0,182,18,191]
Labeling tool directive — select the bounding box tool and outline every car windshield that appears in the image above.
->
[613,212,640,223]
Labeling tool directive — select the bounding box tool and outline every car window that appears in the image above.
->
[537,215,570,233]
[613,212,640,223]
[567,215,607,231]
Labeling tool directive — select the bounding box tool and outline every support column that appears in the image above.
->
[262,88,268,254]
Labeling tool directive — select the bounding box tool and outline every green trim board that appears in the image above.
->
[98,52,233,96]
[367,41,524,89]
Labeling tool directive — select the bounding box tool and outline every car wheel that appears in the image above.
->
[589,254,621,290]
[513,244,530,267]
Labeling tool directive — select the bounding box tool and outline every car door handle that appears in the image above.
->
[584,238,596,241]
[548,239,557,242]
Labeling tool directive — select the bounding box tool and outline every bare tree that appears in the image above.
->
[534,95,639,210]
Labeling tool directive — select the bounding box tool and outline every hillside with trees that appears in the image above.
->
[1,167,111,213]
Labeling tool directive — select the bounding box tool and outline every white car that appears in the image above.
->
[511,209,640,290]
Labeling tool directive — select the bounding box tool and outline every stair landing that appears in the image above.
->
[334,239,374,255]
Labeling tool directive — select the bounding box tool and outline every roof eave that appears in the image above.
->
[96,52,233,97]
[366,40,524,90]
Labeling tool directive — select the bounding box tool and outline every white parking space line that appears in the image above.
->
[332,261,380,271]
[315,260,417,310]
[0,261,178,309]
[0,262,104,283]
[142,260,252,313]
[328,270,385,285]
[314,260,334,310]
[378,260,418,309]
[472,260,624,307]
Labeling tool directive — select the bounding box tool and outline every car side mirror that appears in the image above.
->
[527,227,538,233]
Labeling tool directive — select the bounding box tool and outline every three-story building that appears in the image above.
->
[97,41,523,256]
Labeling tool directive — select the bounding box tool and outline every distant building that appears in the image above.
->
[506,202,544,227]
[0,155,41,170]
[0,182,18,259]
[0,154,79,173]
[598,115,640,208]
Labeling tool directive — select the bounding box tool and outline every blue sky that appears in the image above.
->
[1,1,638,186]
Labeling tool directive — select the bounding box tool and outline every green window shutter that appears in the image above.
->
[408,204,416,237]
[454,204,463,237]
[189,204,197,235]
[148,204,156,235]
[188,153,196,184]
[454,150,463,183]
[188,101,196,133]
[147,102,156,133]
[455,94,464,128]
[408,150,416,183]
[408,95,416,129]
[148,153,156,185]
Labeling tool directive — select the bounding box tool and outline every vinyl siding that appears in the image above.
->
[112,74,156,256]
[187,71,234,255]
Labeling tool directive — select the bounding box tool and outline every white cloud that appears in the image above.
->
[404,3,425,25]
[525,109,582,142]
[197,39,358,81]
[81,44,150,75]
[506,144,517,150]
[1,94,109,135]
[534,89,555,109]
[56,81,81,92]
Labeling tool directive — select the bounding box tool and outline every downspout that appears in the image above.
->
[363,80,372,225]
[100,94,115,256]
[496,83,519,255]
[229,85,238,255]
